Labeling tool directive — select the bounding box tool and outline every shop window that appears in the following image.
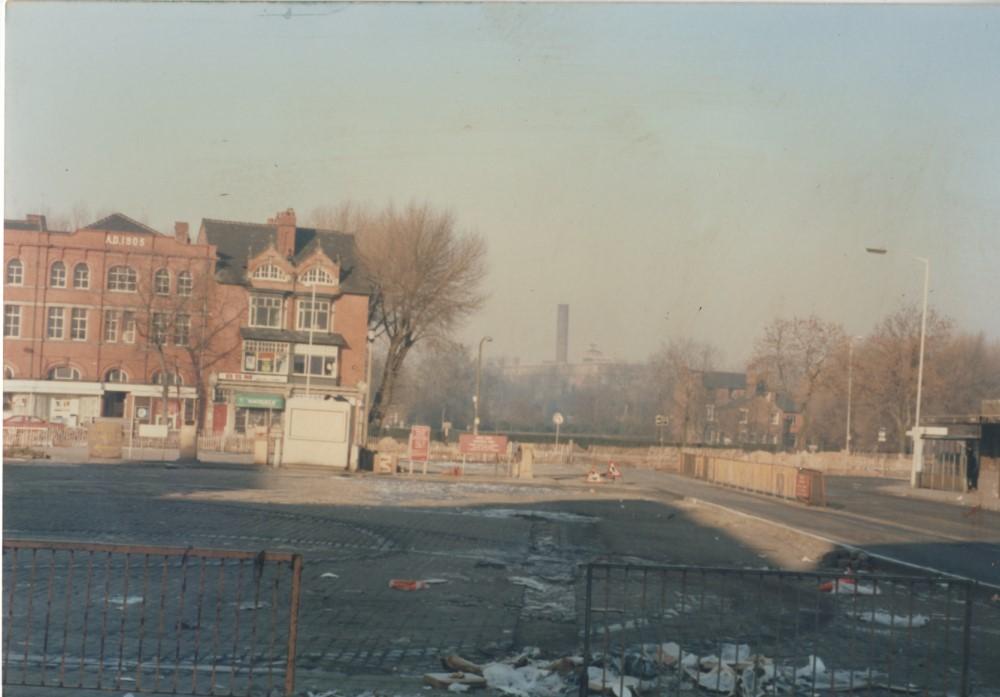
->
[177,271,193,296]
[6,259,23,285]
[122,311,136,343]
[154,268,170,295]
[104,368,128,383]
[151,370,183,386]
[292,345,337,378]
[297,298,330,331]
[174,314,190,346]
[107,265,137,292]
[4,305,21,338]
[70,308,88,341]
[48,365,81,381]
[243,340,289,374]
[47,307,65,339]
[50,261,67,288]
[249,295,283,328]
[151,313,169,344]
[73,263,90,289]
[103,310,119,342]
[251,264,288,281]
[300,266,336,285]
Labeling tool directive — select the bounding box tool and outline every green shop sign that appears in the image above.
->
[235,393,285,409]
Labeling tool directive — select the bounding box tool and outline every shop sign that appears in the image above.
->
[235,393,285,409]
[218,372,286,384]
[459,434,508,455]
[408,425,431,462]
[105,234,147,247]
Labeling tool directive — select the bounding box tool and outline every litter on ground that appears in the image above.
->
[847,610,931,627]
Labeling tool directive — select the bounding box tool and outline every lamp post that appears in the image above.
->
[845,335,862,455]
[866,248,930,487]
[474,336,492,435]
[360,329,375,447]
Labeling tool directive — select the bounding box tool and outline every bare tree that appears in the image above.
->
[852,304,952,452]
[750,315,845,450]
[133,263,245,438]
[649,338,719,445]
[311,202,488,432]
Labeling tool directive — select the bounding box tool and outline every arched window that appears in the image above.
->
[300,266,336,285]
[104,368,128,383]
[6,259,24,285]
[151,370,183,386]
[107,266,137,292]
[154,268,170,295]
[47,365,81,381]
[177,271,193,296]
[73,263,90,289]
[251,264,288,281]
[50,261,67,288]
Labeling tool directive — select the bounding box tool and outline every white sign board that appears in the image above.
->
[139,424,169,439]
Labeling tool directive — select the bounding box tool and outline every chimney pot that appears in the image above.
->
[174,221,190,243]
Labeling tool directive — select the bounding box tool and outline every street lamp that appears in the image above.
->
[845,335,863,455]
[474,336,492,435]
[866,248,930,487]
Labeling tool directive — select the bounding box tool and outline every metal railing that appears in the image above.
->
[3,540,303,696]
[580,562,989,696]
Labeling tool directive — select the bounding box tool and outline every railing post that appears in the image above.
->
[959,582,974,697]
[578,563,593,697]
[284,554,304,697]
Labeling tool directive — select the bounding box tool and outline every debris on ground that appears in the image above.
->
[320,572,339,579]
[847,610,931,627]
[423,672,487,689]
[818,577,881,595]
[389,579,431,591]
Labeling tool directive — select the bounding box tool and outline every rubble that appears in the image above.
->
[847,610,931,627]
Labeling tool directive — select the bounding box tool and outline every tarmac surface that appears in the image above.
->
[3,458,999,696]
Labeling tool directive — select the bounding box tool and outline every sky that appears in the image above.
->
[5,2,1000,369]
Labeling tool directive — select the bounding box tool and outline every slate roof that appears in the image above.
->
[5,219,46,231]
[702,371,747,391]
[240,327,347,348]
[84,213,161,235]
[201,218,371,294]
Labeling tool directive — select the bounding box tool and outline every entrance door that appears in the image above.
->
[102,392,126,418]
[212,404,227,434]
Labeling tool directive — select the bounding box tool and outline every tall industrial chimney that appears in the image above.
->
[556,304,569,364]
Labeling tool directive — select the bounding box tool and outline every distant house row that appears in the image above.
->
[696,371,801,448]
[3,209,371,443]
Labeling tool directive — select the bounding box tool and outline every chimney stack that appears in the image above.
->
[174,222,190,243]
[556,304,569,364]
[268,208,297,257]
[26,214,48,231]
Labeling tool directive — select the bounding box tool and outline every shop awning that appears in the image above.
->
[236,393,285,409]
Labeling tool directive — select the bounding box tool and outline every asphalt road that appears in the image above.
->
[621,469,1000,587]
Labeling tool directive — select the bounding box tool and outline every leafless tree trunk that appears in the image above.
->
[311,202,488,433]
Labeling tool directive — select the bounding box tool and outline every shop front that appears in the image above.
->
[234,392,286,434]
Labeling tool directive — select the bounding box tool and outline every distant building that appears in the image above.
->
[3,213,213,427]
[677,370,801,448]
[197,209,371,438]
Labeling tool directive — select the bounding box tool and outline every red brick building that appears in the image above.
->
[197,209,371,438]
[3,213,215,428]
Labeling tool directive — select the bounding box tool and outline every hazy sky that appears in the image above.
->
[5,2,999,368]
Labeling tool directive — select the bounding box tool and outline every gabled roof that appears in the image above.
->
[84,213,160,235]
[702,371,747,391]
[201,218,370,294]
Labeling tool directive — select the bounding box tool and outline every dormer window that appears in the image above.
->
[300,266,336,286]
[252,264,288,282]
